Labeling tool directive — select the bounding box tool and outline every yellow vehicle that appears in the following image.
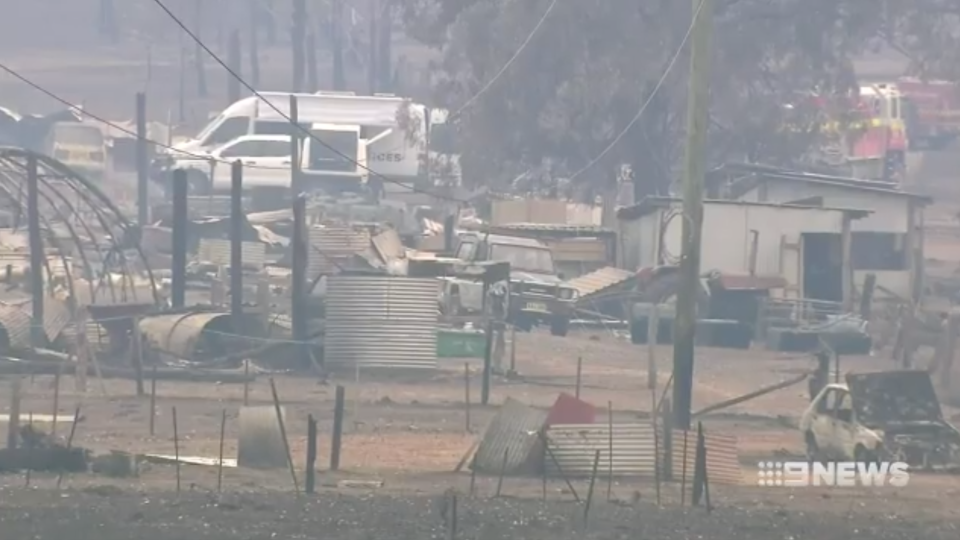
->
[45,122,107,180]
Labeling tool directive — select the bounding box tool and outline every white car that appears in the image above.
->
[799,382,885,462]
[799,371,960,467]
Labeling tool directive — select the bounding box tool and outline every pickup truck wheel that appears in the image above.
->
[549,316,570,337]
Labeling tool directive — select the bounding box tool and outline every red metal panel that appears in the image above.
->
[545,393,596,426]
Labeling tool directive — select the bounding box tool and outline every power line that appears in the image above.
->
[566,0,705,181]
[449,0,559,120]
[149,0,465,203]
[0,62,287,171]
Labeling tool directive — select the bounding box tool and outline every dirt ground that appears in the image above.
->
[3,330,960,539]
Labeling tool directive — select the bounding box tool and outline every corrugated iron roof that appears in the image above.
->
[567,266,635,299]
[197,238,267,270]
[139,312,233,360]
[546,423,656,477]
[668,429,742,485]
[307,226,371,276]
[472,398,547,474]
[0,303,31,351]
[490,223,615,234]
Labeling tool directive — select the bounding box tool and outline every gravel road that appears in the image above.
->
[0,487,956,540]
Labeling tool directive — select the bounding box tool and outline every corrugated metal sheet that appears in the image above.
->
[307,226,371,275]
[546,423,656,477]
[0,303,31,351]
[668,429,742,486]
[13,297,72,343]
[472,398,548,474]
[197,238,267,269]
[567,266,635,299]
[545,238,608,262]
[325,276,438,368]
[139,312,232,360]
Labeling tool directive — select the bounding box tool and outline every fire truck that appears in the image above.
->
[895,77,960,150]
[815,84,908,182]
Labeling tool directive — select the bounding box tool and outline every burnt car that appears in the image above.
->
[847,371,960,467]
[800,370,960,468]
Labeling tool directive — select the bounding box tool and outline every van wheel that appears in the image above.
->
[185,170,212,196]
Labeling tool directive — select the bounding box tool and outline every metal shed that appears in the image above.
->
[324,275,439,369]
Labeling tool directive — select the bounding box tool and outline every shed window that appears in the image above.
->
[850,232,907,271]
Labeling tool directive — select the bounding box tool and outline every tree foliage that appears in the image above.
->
[398,0,960,197]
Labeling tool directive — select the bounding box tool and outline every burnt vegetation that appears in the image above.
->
[398,0,960,196]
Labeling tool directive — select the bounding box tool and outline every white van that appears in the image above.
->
[170,124,366,193]
[170,92,426,180]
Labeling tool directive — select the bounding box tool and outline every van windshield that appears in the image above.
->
[196,113,225,141]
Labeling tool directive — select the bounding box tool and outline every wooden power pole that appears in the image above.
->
[672,0,714,431]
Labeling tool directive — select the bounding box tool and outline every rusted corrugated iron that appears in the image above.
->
[11,297,71,343]
[197,238,267,270]
[567,266,635,300]
[545,423,656,477]
[42,297,71,341]
[0,303,31,351]
[668,429,742,485]
[472,398,548,474]
[325,276,438,369]
[138,312,233,361]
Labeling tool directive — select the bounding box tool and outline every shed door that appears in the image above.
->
[779,233,803,299]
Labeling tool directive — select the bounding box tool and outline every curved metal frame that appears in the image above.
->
[0,147,159,306]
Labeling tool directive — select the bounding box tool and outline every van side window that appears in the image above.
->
[204,117,248,146]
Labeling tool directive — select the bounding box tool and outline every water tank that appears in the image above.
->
[325,276,438,369]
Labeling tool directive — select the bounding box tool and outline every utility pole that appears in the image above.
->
[331,0,346,90]
[135,92,148,226]
[367,0,379,93]
[291,0,306,92]
[672,0,714,431]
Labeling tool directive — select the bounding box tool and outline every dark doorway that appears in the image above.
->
[802,233,843,302]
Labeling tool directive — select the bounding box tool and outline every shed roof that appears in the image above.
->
[616,196,873,221]
[709,163,933,204]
